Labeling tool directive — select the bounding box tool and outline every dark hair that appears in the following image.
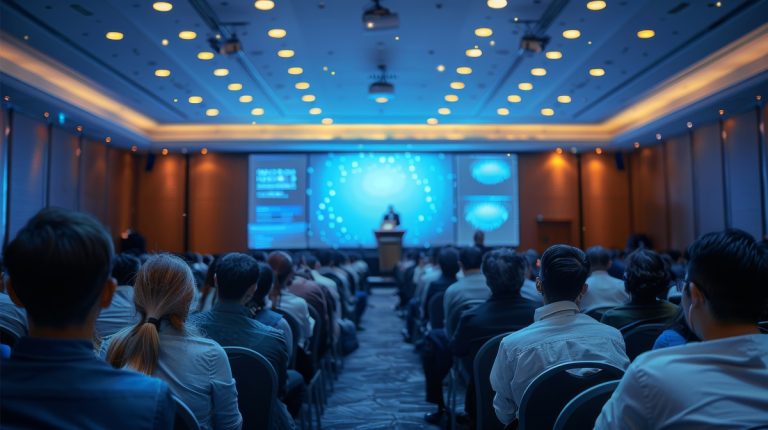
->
[687,229,768,323]
[315,249,333,267]
[438,247,460,279]
[332,251,348,267]
[250,262,274,309]
[624,249,671,301]
[197,256,219,311]
[215,253,261,301]
[302,253,319,269]
[539,244,590,302]
[482,249,526,295]
[267,251,294,289]
[112,254,141,286]
[586,246,611,271]
[459,246,484,271]
[523,249,539,280]
[4,207,114,327]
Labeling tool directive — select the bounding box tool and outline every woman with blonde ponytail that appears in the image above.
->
[103,254,242,430]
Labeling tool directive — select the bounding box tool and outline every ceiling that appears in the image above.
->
[0,0,767,150]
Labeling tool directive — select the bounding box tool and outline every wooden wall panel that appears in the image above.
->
[189,153,248,254]
[0,109,7,246]
[136,154,185,252]
[79,139,108,224]
[629,147,669,250]
[664,135,696,251]
[8,113,47,238]
[691,123,726,235]
[107,148,136,242]
[724,112,762,238]
[581,153,631,250]
[49,127,80,210]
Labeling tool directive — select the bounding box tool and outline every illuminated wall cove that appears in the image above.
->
[247,153,520,249]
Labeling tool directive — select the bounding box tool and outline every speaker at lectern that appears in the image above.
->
[374,228,405,274]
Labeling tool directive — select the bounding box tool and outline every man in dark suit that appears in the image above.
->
[450,249,538,424]
[382,205,400,227]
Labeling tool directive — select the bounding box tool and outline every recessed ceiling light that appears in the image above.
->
[475,28,493,37]
[188,96,203,104]
[277,49,295,58]
[438,107,451,115]
[586,1,606,11]
[161,148,169,156]
[487,0,507,9]
[105,32,124,40]
[637,29,655,39]
[450,82,465,90]
[295,82,310,90]
[375,97,389,104]
[213,68,229,76]
[322,118,333,125]
[309,107,322,115]
[178,31,197,40]
[201,148,208,155]
[154,69,171,77]
[239,95,253,103]
[555,147,564,154]
[267,28,286,38]
[562,29,581,39]
[531,67,547,76]
[161,39,169,46]
[437,64,446,72]
[595,147,603,155]
[427,117,438,125]
[518,82,533,91]
[302,94,316,102]
[557,95,572,103]
[545,51,563,60]
[254,0,275,10]
[197,51,214,60]
[456,66,472,75]
[152,2,173,12]
[205,108,219,117]
[541,108,555,116]
[251,107,265,116]
[497,107,509,116]
[287,67,303,75]
[589,68,605,76]
[633,142,640,149]
[445,94,459,102]
[227,83,243,91]
[507,94,522,103]
[465,46,482,57]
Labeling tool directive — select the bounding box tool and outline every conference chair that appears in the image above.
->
[621,322,670,361]
[553,380,620,430]
[473,333,511,430]
[585,307,614,321]
[427,291,445,330]
[172,395,201,430]
[0,326,20,347]
[445,300,484,428]
[305,306,325,430]
[273,308,302,369]
[517,361,625,430]
[758,321,767,334]
[223,347,277,430]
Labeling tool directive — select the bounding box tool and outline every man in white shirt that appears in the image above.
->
[595,229,768,429]
[490,244,629,425]
[579,246,628,313]
[443,246,489,337]
[95,254,141,338]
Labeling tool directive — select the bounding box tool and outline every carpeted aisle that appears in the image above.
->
[322,287,435,429]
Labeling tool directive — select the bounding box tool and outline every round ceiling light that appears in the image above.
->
[475,28,493,37]
[557,95,572,103]
[287,67,303,75]
[507,95,522,103]
[322,118,333,125]
[152,2,173,12]
[487,0,507,9]
[251,108,265,116]
[239,95,253,103]
[197,51,214,60]
[637,29,656,39]
[465,46,483,57]
[105,32,124,40]
[178,31,197,40]
[205,108,219,117]
[302,94,316,102]
[213,68,229,76]
[267,28,286,38]
[545,51,563,60]
[277,49,295,58]
[450,82,465,90]
[154,69,171,77]
[589,68,606,76]
[562,29,581,39]
[445,94,459,102]
[438,107,451,115]
[541,108,555,116]
[518,82,533,91]
[309,107,322,115]
[531,68,547,76]
[254,1,275,11]
[586,1,606,11]
[295,82,310,90]
[456,67,472,75]
[227,83,243,91]
[188,96,203,104]
[497,108,510,116]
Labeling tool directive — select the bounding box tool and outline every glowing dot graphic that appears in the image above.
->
[465,203,509,231]
[471,159,511,185]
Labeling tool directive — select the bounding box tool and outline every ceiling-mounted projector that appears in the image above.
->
[363,0,399,31]
[520,34,549,53]
[368,65,395,102]
[208,35,241,55]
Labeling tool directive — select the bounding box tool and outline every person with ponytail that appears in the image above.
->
[267,252,314,352]
[103,254,242,430]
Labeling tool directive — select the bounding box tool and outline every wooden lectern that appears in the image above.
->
[374,229,405,273]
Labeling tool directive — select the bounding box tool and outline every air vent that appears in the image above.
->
[69,4,94,16]
[668,2,689,14]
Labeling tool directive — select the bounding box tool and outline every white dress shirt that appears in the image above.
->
[489,301,629,424]
[442,272,490,337]
[0,292,27,338]
[95,286,140,339]
[270,291,314,349]
[595,333,768,430]
[580,271,629,312]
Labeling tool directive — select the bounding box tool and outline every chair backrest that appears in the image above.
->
[518,361,625,430]
[223,346,277,430]
[0,326,20,347]
[272,308,301,369]
[307,305,324,369]
[473,332,510,430]
[553,380,620,430]
[428,291,445,329]
[446,299,483,335]
[621,323,669,361]
[585,307,614,321]
[758,321,767,334]
[173,395,201,430]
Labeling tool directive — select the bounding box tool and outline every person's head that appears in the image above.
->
[302,253,320,270]
[473,230,485,247]
[482,249,526,296]
[267,251,294,289]
[683,229,768,338]
[215,253,261,303]
[438,247,460,279]
[106,253,195,375]
[624,249,671,302]
[586,246,612,272]
[388,205,394,213]
[4,208,116,333]
[537,244,590,303]
[333,250,349,267]
[249,262,274,309]
[315,249,333,267]
[459,246,484,272]
[112,254,141,286]
[523,249,539,280]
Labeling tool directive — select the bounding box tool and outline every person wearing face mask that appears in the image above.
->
[595,229,768,429]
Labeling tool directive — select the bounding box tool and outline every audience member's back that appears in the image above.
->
[596,229,768,429]
[580,246,628,312]
[95,253,142,338]
[0,208,173,429]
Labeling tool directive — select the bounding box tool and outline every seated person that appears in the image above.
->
[652,312,700,350]
[519,252,543,306]
[103,254,242,430]
[248,263,295,360]
[95,253,141,339]
[422,247,460,326]
[601,249,680,329]
[267,253,314,352]
[1,208,174,429]
[596,229,768,428]
[443,246,489,338]
[450,249,538,424]
[195,257,219,312]
[579,246,629,313]
[189,253,295,429]
[0,264,28,340]
[490,244,629,425]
